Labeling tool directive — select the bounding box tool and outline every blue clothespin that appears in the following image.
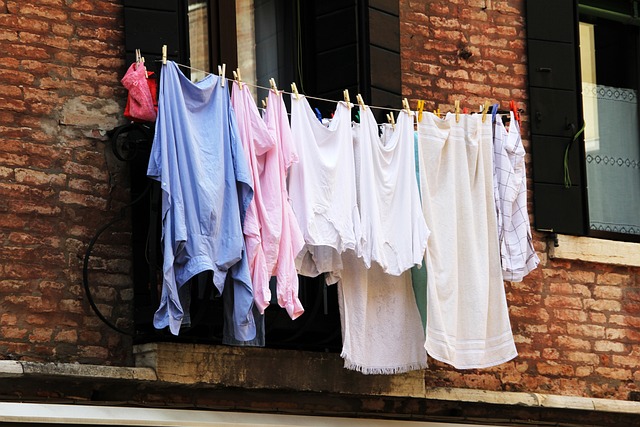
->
[314,107,323,123]
[491,103,500,124]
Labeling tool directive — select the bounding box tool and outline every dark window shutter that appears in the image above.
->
[123,0,190,74]
[298,1,400,120]
[526,0,588,235]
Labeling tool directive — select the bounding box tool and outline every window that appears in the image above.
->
[122,0,402,347]
[526,0,640,243]
[579,6,640,237]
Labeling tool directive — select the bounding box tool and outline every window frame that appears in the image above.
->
[525,0,640,244]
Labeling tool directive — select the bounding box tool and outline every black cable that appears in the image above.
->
[82,184,151,337]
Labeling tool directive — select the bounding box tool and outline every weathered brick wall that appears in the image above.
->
[0,0,133,365]
[401,0,640,400]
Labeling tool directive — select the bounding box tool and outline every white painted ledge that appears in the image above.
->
[549,234,640,267]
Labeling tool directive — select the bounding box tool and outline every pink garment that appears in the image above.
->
[121,61,157,122]
[264,90,305,319]
[230,81,280,313]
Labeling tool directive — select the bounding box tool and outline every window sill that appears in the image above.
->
[549,234,640,267]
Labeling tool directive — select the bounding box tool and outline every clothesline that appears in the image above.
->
[158,60,411,114]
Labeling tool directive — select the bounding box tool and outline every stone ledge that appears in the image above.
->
[549,234,640,267]
[134,342,640,416]
[0,359,157,381]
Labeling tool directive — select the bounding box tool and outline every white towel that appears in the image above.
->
[418,112,517,369]
[337,250,427,375]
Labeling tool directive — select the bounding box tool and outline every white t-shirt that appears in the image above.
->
[289,96,361,281]
[353,107,428,275]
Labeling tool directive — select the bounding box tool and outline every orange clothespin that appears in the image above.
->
[509,100,522,126]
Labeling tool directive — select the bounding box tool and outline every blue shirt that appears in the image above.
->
[147,61,255,339]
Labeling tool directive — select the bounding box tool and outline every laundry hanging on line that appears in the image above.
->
[139,59,538,374]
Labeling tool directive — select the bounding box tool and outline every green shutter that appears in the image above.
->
[526,0,588,235]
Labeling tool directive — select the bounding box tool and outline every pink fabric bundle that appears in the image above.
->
[121,61,157,122]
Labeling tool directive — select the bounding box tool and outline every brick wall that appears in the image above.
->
[401,0,640,400]
[0,0,133,365]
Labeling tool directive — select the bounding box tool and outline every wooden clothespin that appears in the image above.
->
[161,45,167,65]
[291,82,300,100]
[481,100,491,123]
[402,98,411,115]
[356,93,366,110]
[455,100,460,123]
[417,100,425,122]
[269,78,279,95]
[135,49,141,63]
[386,112,395,129]
[233,68,243,90]
[218,64,226,87]
[343,89,351,108]
[262,97,267,109]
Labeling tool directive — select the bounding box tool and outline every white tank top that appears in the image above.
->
[353,107,429,275]
[289,96,361,281]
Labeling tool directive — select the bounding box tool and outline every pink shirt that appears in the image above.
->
[230,82,280,313]
[264,90,305,319]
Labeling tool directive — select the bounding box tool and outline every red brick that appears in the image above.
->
[556,336,591,351]
[55,329,78,344]
[567,323,605,339]
[565,351,600,365]
[537,362,574,377]
[595,367,633,381]
[597,273,631,285]
[593,285,623,300]
[594,340,626,353]
[583,299,622,312]
[0,313,18,326]
[14,168,66,187]
[544,295,583,309]
[1,326,28,339]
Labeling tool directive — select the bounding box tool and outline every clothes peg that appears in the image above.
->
[233,68,243,90]
[455,100,460,123]
[291,82,300,100]
[356,93,366,110]
[269,78,279,95]
[261,98,267,109]
[481,100,491,123]
[387,112,395,129]
[402,98,411,115]
[135,48,141,63]
[343,89,351,108]
[161,45,167,65]
[217,64,226,87]
[417,100,425,122]
[509,100,521,126]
